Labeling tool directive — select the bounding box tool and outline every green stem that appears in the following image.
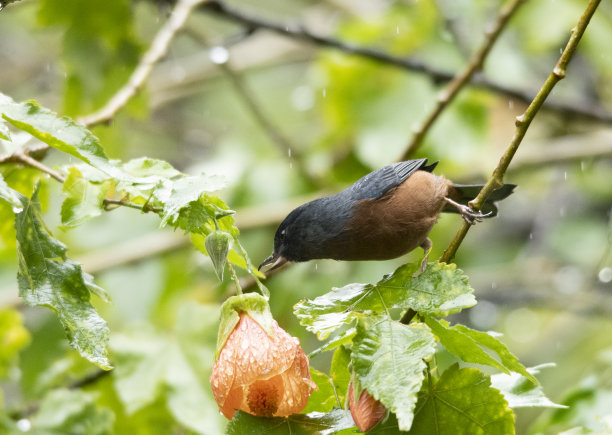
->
[401,0,526,160]
[228,262,243,295]
[441,0,602,263]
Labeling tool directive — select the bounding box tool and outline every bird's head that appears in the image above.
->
[258,206,309,272]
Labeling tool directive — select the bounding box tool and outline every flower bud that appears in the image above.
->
[210,312,316,419]
[349,382,387,432]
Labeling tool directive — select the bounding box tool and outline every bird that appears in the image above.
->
[258,158,515,272]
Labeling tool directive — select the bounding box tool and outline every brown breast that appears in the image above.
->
[326,170,451,261]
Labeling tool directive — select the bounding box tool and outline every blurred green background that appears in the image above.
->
[1,0,612,433]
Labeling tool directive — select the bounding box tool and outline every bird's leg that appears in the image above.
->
[444,197,492,225]
[419,238,432,272]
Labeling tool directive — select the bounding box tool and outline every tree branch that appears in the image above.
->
[78,0,206,127]
[200,0,612,125]
[440,0,602,263]
[400,0,526,159]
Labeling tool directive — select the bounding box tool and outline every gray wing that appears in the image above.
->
[346,159,437,201]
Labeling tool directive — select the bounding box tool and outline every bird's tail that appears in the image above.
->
[444,183,516,217]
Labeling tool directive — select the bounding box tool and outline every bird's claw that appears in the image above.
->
[458,205,492,225]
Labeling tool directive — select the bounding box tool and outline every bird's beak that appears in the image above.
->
[258,253,288,272]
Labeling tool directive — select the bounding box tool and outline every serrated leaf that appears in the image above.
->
[61,167,109,227]
[0,94,130,181]
[410,364,515,435]
[309,327,356,358]
[351,319,436,431]
[0,174,22,211]
[491,364,566,409]
[294,261,475,339]
[14,187,111,369]
[302,368,340,413]
[425,317,537,384]
[205,230,232,281]
[226,409,355,435]
[155,174,226,228]
[31,389,114,435]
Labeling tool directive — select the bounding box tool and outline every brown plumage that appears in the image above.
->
[259,159,516,272]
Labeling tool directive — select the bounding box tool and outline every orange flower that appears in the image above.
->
[349,382,387,432]
[210,312,316,419]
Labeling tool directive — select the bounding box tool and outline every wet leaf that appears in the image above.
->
[14,186,111,369]
[491,364,566,409]
[0,174,22,211]
[425,317,537,384]
[294,261,475,339]
[226,409,355,435]
[351,319,436,431]
[409,364,515,434]
[61,167,109,227]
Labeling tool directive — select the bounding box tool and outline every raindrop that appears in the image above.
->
[288,148,292,158]
[322,88,327,98]
[563,171,567,180]
[580,161,585,171]
[12,206,23,213]
[315,264,318,271]
[599,267,612,283]
[491,282,497,289]
[209,46,229,65]
[529,232,534,240]
[560,48,563,54]
[559,207,565,217]
[396,25,400,34]
[16,419,31,432]
[508,100,514,109]
[289,162,293,169]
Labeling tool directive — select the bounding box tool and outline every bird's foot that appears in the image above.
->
[444,197,492,225]
[457,204,492,224]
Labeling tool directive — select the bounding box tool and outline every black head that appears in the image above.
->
[258,193,355,272]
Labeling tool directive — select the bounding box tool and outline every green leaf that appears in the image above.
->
[226,409,355,435]
[294,261,475,339]
[491,364,566,409]
[14,186,111,369]
[31,389,114,435]
[309,327,356,358]
[410,364,515,435]
[302,368,340,413]
[111,303,226,434]
[61,167,109,227]
[330,345,352,406]
[0,308,31,378]
[424,317,537,384]
[155,174,227,228]
[0,94,129,180]
[0,174,22,211]
[205,231,232,281]
[351,319,436,431]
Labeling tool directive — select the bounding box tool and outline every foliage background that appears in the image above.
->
[1,0,612,433]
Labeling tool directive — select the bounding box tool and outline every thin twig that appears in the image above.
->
[102,198,163,213]
[440,0,602,263]
[6,151,66,182]
[201,0,612,125]
[400,0,526,160]
[77,0,206,127]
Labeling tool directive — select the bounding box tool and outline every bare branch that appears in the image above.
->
[77,0,206,127]
[441,0,602,263]
[400,0,526,159]
[201,0,612,125]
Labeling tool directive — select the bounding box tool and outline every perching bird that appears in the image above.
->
[259,159,515,272]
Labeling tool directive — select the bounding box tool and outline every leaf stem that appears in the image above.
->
[441,0,602,263]
[228,262,243,295]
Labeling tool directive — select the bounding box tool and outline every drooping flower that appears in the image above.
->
[349,382,387,432]
[210,297,316,419]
